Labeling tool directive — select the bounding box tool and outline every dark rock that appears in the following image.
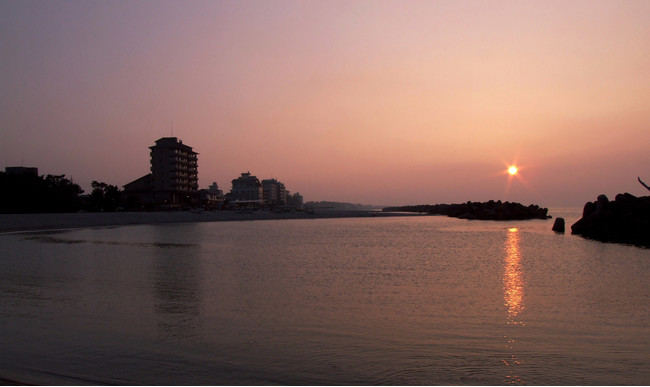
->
[552,217,565,233]
[571,193,650,247]
[595,194,610,213]
[615,192,636,204]
[583,201,596,217]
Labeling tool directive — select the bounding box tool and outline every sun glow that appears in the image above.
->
[508,166,518,175]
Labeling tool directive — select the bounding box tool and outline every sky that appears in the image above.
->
[1,0,649,207]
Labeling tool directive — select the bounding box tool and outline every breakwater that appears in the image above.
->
[383,200,550,220]
[571,193,650,247]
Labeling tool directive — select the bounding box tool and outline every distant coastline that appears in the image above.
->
[0,209,426,234]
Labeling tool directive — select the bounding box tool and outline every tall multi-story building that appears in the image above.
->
[149,137,198,205]
[124,137,198,208]
[262,178,287,206]
[230,172,263,204]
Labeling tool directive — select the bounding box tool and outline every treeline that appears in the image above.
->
[0,172,122,213]
[304,201,379,210]
[86,181,122,212]
[383,200,550,220]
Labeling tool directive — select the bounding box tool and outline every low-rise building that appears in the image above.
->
[199,181,225,209]
[123,173,154,208]
[208,182,224,197]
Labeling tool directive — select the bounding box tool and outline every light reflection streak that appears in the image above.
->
[503,227,525,384]
[504,227,524,323]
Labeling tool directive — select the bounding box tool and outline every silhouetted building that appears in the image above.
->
[199,189,220,209]
[123,173,154,207]
[150,137,198,205]
[230,172,263,205]
[5,167,38,176]
[199,181,225,209]
[208,181,224,197]
[262,178,287,206]
[124,137,198,208]
[286,192,304,210]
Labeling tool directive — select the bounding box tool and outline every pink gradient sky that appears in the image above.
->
[1,0,649,206]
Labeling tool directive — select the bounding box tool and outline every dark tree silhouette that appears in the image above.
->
[89,181,121,211]
[0,172,84,213]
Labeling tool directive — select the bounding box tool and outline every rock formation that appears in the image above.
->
[571,193,650,247]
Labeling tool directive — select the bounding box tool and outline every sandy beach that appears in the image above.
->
[0,209,424,233]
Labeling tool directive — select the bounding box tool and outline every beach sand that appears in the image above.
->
[0,209,424,233]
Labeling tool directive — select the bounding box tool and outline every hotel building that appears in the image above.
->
[124,137,198,208]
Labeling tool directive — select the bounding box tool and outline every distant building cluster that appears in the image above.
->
[123,137,303,210]
[228,172,303,209]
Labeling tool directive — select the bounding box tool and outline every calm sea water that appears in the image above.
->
[1,210,648,385]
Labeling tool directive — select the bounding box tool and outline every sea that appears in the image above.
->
[1,208,648,385]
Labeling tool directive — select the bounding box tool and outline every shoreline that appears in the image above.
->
[0,209,426,234]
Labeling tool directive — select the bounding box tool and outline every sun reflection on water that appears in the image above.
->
[504,227,525,323]
[503,227,525,384]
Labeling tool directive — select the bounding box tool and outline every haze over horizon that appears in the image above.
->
[2,0,649,207]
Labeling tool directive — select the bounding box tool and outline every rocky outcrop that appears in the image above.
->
[571,193,650,247]
[384,200,550,221]
[552,217,565,233]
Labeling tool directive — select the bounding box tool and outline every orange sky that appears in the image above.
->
[1,0,649,206]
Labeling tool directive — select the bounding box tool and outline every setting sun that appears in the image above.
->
[508,166,518,175]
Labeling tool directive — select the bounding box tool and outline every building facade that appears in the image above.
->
[201,181,225,209]
[149,137,198,206]
[124,137,198,208]
[262,178,287,206]
[286,192,304,210]
[208,181,223,197]
[230,172,263,204]
[123,173,154,207]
